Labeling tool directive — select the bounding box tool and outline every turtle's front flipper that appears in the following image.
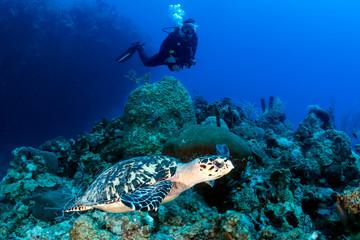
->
[120,180,173,212]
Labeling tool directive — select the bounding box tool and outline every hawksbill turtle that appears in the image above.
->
[64,154,234,213]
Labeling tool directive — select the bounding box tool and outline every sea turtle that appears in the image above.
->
[64,154,234,213]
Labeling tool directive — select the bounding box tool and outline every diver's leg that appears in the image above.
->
[137,46,164,67]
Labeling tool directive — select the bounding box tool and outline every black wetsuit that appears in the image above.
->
[137,27,198,71]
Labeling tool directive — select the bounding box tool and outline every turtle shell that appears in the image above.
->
[78,155,179,206]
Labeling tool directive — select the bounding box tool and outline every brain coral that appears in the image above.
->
[122,76,196,158]
[162,124,252,166]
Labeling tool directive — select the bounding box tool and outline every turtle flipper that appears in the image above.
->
[120,180,173,212]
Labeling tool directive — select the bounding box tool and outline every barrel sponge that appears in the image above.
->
[162,125,252,165]
[122,76,196,157]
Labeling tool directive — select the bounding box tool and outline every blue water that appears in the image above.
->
[1,0,360,171]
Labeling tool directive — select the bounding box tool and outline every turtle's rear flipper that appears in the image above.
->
[121,180,173,212]
[115,42,144,63]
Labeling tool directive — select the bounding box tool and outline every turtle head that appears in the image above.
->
[196,155,234,182]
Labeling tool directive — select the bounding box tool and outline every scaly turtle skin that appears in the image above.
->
[64,155,233,213]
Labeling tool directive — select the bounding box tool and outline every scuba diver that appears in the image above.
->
[116,18,198,72]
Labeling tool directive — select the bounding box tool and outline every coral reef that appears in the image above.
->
[293,105,360,188]
[1,80,360,239]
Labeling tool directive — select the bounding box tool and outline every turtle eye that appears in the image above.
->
[214,160,224,168]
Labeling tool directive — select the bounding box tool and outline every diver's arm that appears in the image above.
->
[184,35,198,68]
[191,35,198,59]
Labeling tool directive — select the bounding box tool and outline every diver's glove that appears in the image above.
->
[171,65,181,72]
[185,58,196,68]
[165,55,177,64]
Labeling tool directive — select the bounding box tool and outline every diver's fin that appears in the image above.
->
[115,46,137,63]
[115,42,144,63]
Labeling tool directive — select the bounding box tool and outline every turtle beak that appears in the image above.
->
[204,180,215,187]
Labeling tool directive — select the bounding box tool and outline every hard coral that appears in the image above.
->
[162,124,252,166]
